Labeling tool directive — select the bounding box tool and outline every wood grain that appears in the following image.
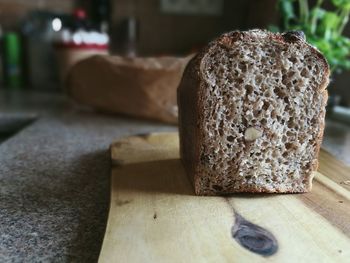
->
[99,132,350,263]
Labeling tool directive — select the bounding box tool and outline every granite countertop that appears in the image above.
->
[0,90,349,262]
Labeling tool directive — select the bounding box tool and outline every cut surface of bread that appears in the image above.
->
[178,30,330,195]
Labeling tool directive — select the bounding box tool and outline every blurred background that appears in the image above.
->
[0,0,349,105]
[1,2,350,261]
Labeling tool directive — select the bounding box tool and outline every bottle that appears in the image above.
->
[53,8,109,83]
[3,32,23,89]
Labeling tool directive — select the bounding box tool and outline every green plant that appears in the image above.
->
[271,0,350,73]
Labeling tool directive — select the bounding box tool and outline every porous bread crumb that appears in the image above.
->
[178,30,329,195]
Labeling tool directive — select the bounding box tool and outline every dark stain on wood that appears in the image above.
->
[153,212,157,219]
[231,212,278,257]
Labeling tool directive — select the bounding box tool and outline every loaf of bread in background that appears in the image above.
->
[67,55,190,124]
[178,30,330,195]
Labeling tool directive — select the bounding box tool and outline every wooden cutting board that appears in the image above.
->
[99,132,350,263]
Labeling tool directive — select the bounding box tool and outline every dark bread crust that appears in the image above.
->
[178,30,330,195]
[177,56,202,187]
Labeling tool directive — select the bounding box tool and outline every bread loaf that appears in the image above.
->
[67,55,190,124]
[178,30,330,195]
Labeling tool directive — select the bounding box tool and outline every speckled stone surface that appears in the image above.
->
[0,91,349,262]
[0,91,176,262]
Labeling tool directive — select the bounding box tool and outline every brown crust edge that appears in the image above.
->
[178,55,202,192]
